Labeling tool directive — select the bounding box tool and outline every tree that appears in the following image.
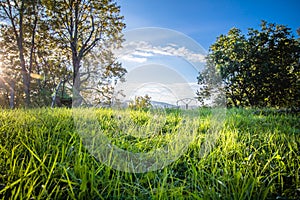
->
[79,50,126,106]
[200,21,300,108]
[44,0,126,106]
[0,25,21,108]
[0,0,71,108]
[0,0,40,107]
[197,57,225,107]
[129,95,152,110]
[1,0,126,108]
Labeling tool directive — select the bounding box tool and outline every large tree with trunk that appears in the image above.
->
[0,0,126,108]
[0,0,71,108]
[0,0,41,107]
[44,0,126,106]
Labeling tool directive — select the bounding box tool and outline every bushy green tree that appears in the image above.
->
[199,21,300,108]
[0,0,126,108]
[44,0,126,106]
[0,0,71,108]
[129,95,152,110]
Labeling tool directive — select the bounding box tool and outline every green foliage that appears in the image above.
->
[0,108,299,199]
[200,21,300,108]
[129,95,152,110]
[44,0,126,106]
[0,0,71,108]
[197,57,225,107]
[0,0,126,108]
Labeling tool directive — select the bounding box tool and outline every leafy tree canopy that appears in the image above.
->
[198,21,300,108]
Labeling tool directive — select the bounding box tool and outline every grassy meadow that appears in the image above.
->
[0,108,299,199]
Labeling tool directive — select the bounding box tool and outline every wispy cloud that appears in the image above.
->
[121,54,148,63]
[119,41,206,64]
[132,50,154,57]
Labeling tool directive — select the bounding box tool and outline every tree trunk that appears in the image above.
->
[18,39,31,108]
[72,57,82,107]
[16,2,30,108]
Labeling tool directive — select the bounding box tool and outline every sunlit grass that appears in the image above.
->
[0,108,299,199]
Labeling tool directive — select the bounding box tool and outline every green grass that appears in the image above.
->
[0,108,299,199]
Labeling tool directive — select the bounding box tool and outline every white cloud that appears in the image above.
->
[123,41,152,50]
[121,54,147,63]
[132,50,154,57]
[146,48,173,56]
[159,46,206,63]
[117,40,206,64]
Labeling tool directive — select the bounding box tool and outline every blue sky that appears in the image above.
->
[114,27,204,105]
[115,0,299,105]
[119,0,300,51]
